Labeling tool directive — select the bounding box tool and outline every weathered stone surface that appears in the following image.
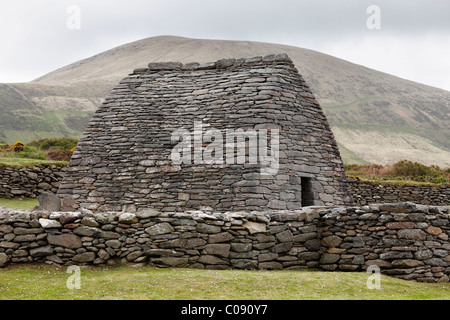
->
[254,234,275,243]
[81,216,99,227]
[145,223,174,235]
[196,223,221,234]
[258,253,278,262]
[106,240,121,249]
[232,259,258,269]
[365,259,391,268]
[98,230,120,239]
[427,226,442,235]
[0,241,20,249]
[126,251,143,261]
[304,239,321,251]
[386,222,415,229]
[60,212,80,225]
[0,253,9,267]
[270,242,292,253]
[37,192,61,211]
[209,232,234,243]
[152,257,188,267]
[229,250,259,259]
[205,244,231,258]
[320,253,340,264]
[15,234,35,242]
[276,230,293,242]
[380,251,413,260]
[415,249,433,260]
[46,255,63,264]
[14,227,43,235]
[118,213,138,224]
[72,252,96,263]
[198,255,228,265]
[39,218,62,229]
[293,233,317,242]
[321,236,342,248]
[297,251,320,261]
[423,258,447,267]
[47,234,82,249]
[391,259,424,267]
[258,261,283,270]
[359,213,379,220]
[398,229,427,240]
[0,224,14,234]
[30,245,53,257]
[231,243,252,252]
[242,221,266,234]
[74,226,100,237]
[136,208,160,219]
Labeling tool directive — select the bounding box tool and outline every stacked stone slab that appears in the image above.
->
[3,164,449,206]
[349,178,449,206]
[57,54,353,212]
[0,165,64,198]
[0,202,448,282]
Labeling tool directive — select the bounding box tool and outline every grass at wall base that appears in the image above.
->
[0,264,448,300]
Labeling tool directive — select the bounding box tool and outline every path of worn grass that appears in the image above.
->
[0,265,448,300]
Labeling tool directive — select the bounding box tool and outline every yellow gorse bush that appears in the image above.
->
[7,141,25,153]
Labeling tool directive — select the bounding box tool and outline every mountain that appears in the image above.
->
[1,35,449,167]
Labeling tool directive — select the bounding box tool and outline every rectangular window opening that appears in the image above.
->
[301,177,315,207]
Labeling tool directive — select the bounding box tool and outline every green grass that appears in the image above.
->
[0,265,448,300]
[0,157,68,167]
[0,198,39,210]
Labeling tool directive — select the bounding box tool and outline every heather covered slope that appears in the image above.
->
[1,35,449,167]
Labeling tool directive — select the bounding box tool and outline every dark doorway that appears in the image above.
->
[301,177,315,206]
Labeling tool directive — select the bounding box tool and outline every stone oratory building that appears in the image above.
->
[57,54,354,212]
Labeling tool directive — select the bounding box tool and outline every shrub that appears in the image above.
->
[7,141,25,153]
[346,160,450,184]
[46,148,74,161]
[28,138,78,151]
[385,160,449,183]
[2,145,46,160]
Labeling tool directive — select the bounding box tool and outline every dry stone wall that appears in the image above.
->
[350,178,449,206]
[2,167,448,207]
[0,165,65,199]
[318,202,449,282]
[0,202,448,282]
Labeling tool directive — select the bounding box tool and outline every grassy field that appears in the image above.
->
[0,198,38,210]
[0,157,67,168]
[0,138,75,167]
[0,264,448,300]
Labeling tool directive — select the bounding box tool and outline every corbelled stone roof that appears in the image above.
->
[57,54,353,212]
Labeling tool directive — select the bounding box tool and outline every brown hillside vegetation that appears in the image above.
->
[346,160,450,184]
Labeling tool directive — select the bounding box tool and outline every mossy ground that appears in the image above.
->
[0,265,448,300]
[0,198,38,210]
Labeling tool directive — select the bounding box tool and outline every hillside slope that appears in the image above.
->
[1,35,449,167]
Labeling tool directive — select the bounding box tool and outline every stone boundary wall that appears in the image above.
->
[349,178,449,206]
[2,166,449,207]
[0,165,66,199]
[0,202,448,282]
[318,202,449,282]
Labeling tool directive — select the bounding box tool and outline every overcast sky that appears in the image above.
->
[1,0,449,91]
